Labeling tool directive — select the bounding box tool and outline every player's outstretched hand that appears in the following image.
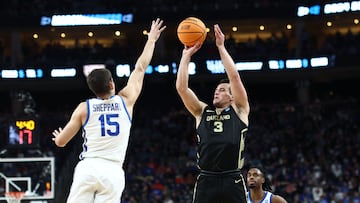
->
[148,18,166,43]
[214,24,225,47]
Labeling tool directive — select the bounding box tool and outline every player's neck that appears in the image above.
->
[215,108,223,114]
[215,105,230,114]
[97,93,113,100]
[250,189,265,202]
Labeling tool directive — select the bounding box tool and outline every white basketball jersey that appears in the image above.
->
[79,95,131,164]
[247,191,272,203]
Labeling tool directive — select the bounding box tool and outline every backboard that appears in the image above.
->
[0,157,55,201]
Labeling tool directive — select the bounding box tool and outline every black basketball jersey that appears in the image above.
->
[196,105,248,172]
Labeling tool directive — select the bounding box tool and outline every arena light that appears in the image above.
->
[268,60,285,70]
[324,2,351,14]
[170,62,196,75]
[310,57,329,67]
[145,65,153,74]
[235,61,263,71]
[206,60,263,73]
[297,5,321,17]
[154,64,170,74]
[51,68,76,77]
[188,62,196,75]
[116,64,131,77]
[206,60,225,74]
[351,1,360,11]
[297,6,310,17]
[286,59,303,69]
[1,70,18,78]
[171,62,177,74]
[297,1,360,17]
[25,69,37,78]
[0,69,43,79]
[40,13,134,26]
[144,64,171,74]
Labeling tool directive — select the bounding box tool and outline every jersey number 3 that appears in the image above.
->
[98,114,120,136]
[213,121,223,132]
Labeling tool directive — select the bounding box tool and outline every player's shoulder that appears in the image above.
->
[271,194,288,203]
[77,101,87,109]
[203,105,213,111]
[115,94,124,100]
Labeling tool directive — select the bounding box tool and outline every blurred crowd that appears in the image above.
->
[1,84,359,202]
[0,0,298,18]
[1,28,359,69]
[0,1,359,202]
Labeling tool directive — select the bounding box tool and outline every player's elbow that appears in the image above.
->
[176,86,186,95]
[175,82,186,93]
[175,82,181,92]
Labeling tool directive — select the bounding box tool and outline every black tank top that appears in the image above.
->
[196,105,248,172]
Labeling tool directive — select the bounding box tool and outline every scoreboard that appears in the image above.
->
[8,118,39,148]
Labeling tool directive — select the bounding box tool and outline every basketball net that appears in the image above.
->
[5,192,24,203]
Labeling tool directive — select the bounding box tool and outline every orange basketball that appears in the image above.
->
[177,17,207,47]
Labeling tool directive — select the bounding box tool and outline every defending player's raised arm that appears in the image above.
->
[52,102,86,147]
[119,18,166,107]
[214,24,250,120]
[176,43,206,118]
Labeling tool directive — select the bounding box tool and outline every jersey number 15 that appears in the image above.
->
[98,114,120,136]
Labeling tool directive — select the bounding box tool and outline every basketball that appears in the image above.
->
[177,17,207,47]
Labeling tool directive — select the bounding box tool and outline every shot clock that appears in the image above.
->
[8,118,39,148]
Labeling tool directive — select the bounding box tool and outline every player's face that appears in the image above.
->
[213,83,232,108]
[247,168,264,189]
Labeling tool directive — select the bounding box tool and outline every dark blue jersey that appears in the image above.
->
[196,105,248,172]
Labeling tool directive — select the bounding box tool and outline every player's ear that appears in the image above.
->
[109,80,115,90]
[229,93,234,102]
[261,176,265,184]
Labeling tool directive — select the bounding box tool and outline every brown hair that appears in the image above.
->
[86,69,113,96]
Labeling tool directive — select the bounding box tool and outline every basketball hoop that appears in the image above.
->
[5,192,24,203]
